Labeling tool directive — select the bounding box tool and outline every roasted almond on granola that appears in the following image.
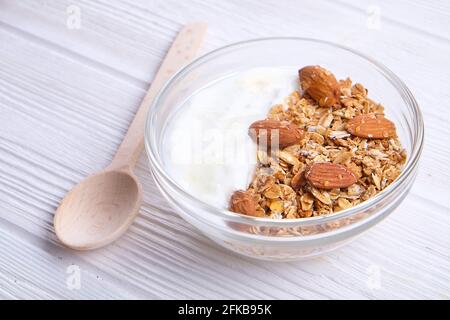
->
[304,163,357,190]
[299,65,340,108]
[229,190,265,217]
[346,113,397,138]
[249,119,304,148]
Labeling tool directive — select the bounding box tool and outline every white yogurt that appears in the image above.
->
[163,68,298,208]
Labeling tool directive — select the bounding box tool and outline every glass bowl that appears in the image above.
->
[144,38,424,261]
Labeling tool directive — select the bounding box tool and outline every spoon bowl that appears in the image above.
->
[54,170,142,250]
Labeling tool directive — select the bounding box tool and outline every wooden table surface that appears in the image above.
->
[0,0,449,299]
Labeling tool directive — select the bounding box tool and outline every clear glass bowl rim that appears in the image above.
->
[145,37,424,228]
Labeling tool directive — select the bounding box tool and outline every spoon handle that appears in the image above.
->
[109,22,208,171]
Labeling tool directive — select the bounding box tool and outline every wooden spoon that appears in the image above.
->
[54,23,207,250]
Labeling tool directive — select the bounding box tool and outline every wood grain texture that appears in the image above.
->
[0,0,449,299]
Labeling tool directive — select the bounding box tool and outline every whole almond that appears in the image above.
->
[346,113,396,139]
[305,162,357,190]
[249,119,304,148]
[229,191,264,217]
[299,65,340,108]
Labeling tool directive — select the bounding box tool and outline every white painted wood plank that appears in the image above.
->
[336,0,450,42]
[0,218,143,299]
[0,0,449,299]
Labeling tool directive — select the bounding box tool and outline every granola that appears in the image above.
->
[229,66,407,219]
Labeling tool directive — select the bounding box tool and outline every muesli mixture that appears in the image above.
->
[229,65,406,219]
